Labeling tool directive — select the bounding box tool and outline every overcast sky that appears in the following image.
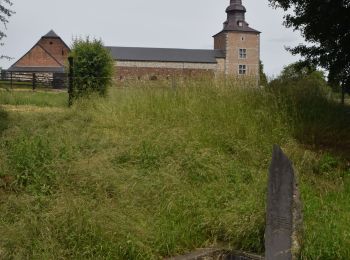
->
[0,0,304,77]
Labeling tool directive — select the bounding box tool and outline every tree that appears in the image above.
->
[0,0,14,58]
[69,37,114,103]
[269,61,328,89]
[259,60,268,86]
[279,62,325,82]
[268,0,350,103]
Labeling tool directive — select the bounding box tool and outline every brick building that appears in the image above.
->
[7,30,70,88]
[107,0,260,81]
[9,30,70,73]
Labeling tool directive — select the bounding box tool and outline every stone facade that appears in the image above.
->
[116,61,216,80]
[113,0,260,82]
[214,31,260,78]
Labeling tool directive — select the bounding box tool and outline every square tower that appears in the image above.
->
[214,0,260,81]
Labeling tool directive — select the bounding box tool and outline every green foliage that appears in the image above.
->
[259,60,268,86]
[0,0,14,55]
[271,61,327,85]
[268,0,350,91]
[69,37,114,101]
[4,135,56,193]
[0,89,68,107]
[0,107,8,133]
[0,80,349,258]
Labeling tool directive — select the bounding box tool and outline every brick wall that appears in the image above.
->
[15,45,62,67]
[14,37,69,68]
[38,38,70,65]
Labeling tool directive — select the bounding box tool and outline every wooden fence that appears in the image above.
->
[0,70,68,89]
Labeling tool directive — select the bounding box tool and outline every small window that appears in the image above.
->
[62,50,64,56]
[49,41,53,45]
[239,49,247,59]
[239,65,247,75]
[238,21,243,27]
[241,36,245,41]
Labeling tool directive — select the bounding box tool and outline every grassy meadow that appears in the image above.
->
[0,79,349,259]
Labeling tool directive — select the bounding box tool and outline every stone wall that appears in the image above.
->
[214,32,227,50]
[116,61,216,80]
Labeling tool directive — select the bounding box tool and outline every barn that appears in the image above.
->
[5,30,70,88]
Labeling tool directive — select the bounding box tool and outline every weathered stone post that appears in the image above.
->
[265,145,302,260]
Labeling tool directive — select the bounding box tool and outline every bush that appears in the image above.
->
[69,37,114,101]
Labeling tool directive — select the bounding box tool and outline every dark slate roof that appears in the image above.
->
[42,30,60,38]
[106,46,225,63]
[7,66,65,73]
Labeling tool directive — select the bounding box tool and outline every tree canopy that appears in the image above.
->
[0,0,14,57]
[69,37,114,103]
[268,0,350,95]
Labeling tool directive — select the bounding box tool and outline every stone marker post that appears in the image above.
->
[265,145,302,260]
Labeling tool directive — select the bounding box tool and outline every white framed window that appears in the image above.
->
[239,65,247,75]
[239,49,247,59]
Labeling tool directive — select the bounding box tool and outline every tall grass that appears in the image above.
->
[0,79,349,259]
[0,89,67,107]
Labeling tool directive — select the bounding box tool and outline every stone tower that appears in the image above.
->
[213,0,260,79]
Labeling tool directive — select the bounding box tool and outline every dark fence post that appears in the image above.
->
[10,72,13,89]
[32,73,37,91]
[68,57,74,107]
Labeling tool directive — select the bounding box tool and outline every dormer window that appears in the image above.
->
[238,21,244,27]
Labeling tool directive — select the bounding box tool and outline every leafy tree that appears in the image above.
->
[269,61,328,89]
[279,62,325,81]
[0,0,14,58]
[69,37,114,103]
[268,0,350,103]
[259,60,268,86]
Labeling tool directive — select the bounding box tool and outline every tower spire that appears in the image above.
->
[223,0,249,31]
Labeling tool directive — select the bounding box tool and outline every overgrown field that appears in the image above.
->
[0,79,349,259]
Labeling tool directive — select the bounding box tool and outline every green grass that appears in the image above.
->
[0,88,68,107]
[0,79,349,259]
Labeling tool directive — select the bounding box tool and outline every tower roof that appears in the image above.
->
[42,30,60,38]
[226,0,246,13]
[217,0,260,34]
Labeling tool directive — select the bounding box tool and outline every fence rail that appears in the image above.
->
[0,70,68,89]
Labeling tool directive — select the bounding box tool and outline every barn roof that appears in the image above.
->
[106,46,225,64]
[42,30,61,38]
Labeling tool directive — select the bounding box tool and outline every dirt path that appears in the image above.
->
[1,104,66,113]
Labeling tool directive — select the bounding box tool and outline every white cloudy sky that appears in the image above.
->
[0,0,304,77]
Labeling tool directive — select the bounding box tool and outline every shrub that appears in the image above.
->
[69,37,114,101]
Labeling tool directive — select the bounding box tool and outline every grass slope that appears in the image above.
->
[0,80,349,259]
